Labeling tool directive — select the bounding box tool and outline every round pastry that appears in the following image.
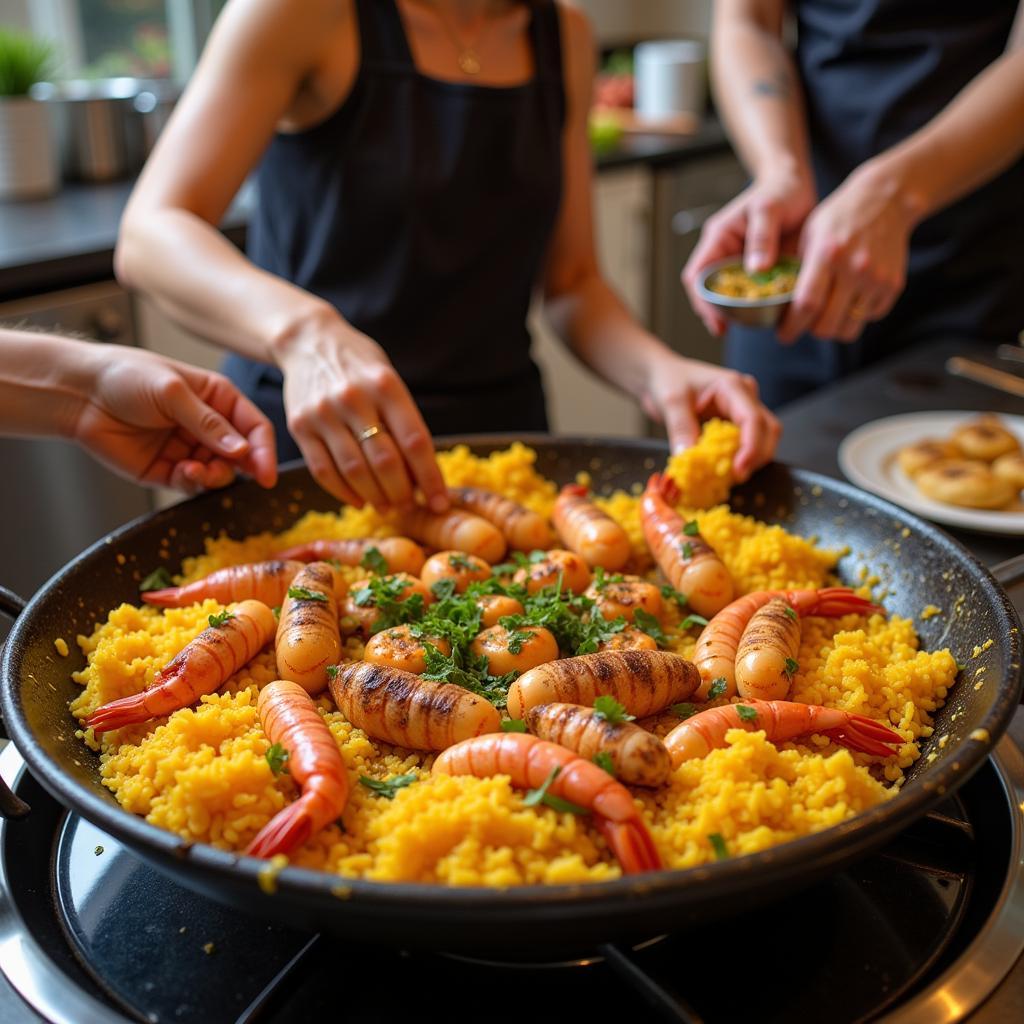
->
[915,459,1015,510]
[897,438,961,478]
[992,451,1024,492]
[950,415,1020,462]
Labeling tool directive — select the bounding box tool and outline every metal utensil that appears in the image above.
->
[696,256,795,328]
[945,357,1024,399]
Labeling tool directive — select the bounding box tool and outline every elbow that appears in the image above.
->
[114,218,143,292]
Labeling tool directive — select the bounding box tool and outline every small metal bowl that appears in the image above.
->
[696,256,796,328]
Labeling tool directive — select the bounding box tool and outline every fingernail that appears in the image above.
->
[429,493,449,513]
[221,434,246,454]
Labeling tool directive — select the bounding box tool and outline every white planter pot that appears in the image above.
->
[0,96,58,201]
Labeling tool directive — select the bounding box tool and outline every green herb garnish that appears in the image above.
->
[287,586,329,603]
[683,520,700,537]
[747,256,799,286]
[353,575,425,633]
[266,743,289,776]
[505,628,535,655]
[680,541,694,560]
[528,549,548,564]
[671,702,697,719]
[680,613,710,630]
[783,605,797,621]
[593,694,635,724]
[708,833,730,860]
[360,546,388,575]
[523,765,589,816]
[592,566,624,593]
[660,584,688,608]
[633,609,667,645]
[359,773,417,800]
[593,751,617,777]
[736,704,759,722]
[208,610,234,628]
[271,605,281,618]
[430,577,458,601]
[140,566,173,592]
[501,718,527,733]
[447,552,477,571]
[326,664,339,681]
[708,677,728,700]
[421,643,516,708]
[784,658,800,678]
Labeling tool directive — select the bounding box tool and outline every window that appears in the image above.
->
[27,0,225,82]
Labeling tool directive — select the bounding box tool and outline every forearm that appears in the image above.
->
[864,49,1024,219]
[116,207,336,364]
[0,330,99,438]
[544,273,671,399]
[712,1,813,185]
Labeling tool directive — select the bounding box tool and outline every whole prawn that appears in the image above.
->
[274,537,425,576]
[663,698,903,767]
[396,505,507,563]
[448,486,555,551]
[641,474,733,618]
[552,484,631,570]
[85,599,277,733]
[141,560,303,609]
[247,679,349,858]
[693,587,883,700]
[433,733,662,874]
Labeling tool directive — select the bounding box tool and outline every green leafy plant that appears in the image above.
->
[0,30,56,97]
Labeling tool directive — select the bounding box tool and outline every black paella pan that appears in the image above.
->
[1,436,1022,954]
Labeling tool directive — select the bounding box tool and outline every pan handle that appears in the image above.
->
[991,553,1024,591]
[0,586,31,819]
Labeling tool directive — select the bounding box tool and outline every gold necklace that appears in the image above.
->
[429,1,491,75]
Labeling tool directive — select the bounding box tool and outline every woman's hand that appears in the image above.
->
[777,161,922,344]
[276,310,448,513]
[683,170,816,337]
[73,347,278,493]
[640,351,782,482]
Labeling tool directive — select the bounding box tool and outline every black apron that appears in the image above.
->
[224,0,565,459]
[725,0,1024,409]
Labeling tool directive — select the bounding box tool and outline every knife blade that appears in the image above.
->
[945,357,1024,399]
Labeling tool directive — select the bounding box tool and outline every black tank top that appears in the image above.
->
[225,0,565,450]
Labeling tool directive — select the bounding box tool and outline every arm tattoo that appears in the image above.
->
[752,70,791,100]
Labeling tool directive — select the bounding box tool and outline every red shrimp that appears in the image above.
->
[85,600,277,733]
[433,733,662,874]
[274,537,425,576]
[693,587,883,700]
[552,484,631,570]
[246,679,349,858]
[641,474,733,618]
[141,560,304,608]
[663,698,903,767]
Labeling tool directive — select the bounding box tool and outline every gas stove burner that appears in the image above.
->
[439,932,668,970]
[1,738,1023,1024]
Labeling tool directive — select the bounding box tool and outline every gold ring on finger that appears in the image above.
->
[848,301,870,320]
[357,424,385,443]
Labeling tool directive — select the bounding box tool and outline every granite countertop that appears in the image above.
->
[0,120,728,304]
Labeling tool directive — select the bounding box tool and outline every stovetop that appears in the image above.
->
[1,729,1022,1024]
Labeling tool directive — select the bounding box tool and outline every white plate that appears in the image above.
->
[838,411,1024,536]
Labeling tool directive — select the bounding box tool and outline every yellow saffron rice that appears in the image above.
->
[68,428,956,886]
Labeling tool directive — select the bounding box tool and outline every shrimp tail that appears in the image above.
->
[595,815,663,875]
[85,691,155,733]
[246,791,317,858]
[559,483,589,499]
[821,714,903,757]
[140,586,187,607]
[646,472,680,506]
[808,587,885,617]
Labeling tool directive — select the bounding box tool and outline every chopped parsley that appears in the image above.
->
[420,643,516,708]
[592,566,624,593]
[593,751,617,777]
[736,704,759,722]
[708,833,730,860]
[501,718,527,733]
[271,605,281,618]
[784,658,800,679]
[265,743,289,776]
[671,702,697,719]
[208,610,234,628]
[683,520,700,537]
[359,773,417,800]
[783,605,798,622]
[359,546,389,575]
[523,765,589,816]
[326,664,339,681]
[140,566,173,592]
[680,613,709,630]
[593,694,635,724]
[430,577,458,601]
[708,677,728,700]
[505,627,536,655]
[287,585,329,603]
[353,575,425,634]
[680,541,694,561]
[447,552,477,571]
[660,584,688,608]
[633,609,667,645]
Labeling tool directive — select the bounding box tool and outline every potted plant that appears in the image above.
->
[0,28,58,201]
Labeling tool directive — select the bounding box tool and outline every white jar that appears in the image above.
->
[634,40,707,122]
[0,96,58,201]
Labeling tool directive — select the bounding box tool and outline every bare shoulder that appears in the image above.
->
[210,0,350,67]
[554,1,596,110]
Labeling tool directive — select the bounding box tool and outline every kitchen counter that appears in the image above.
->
[0,121,728,303]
